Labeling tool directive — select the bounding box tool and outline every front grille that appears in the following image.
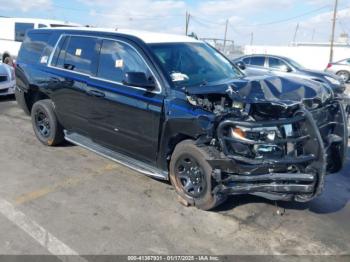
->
[0,75,7,83]
[217,114,315,165]
[0,88,9,94]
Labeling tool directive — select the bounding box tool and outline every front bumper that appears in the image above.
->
[0,81,16,96]
[209,100,347,202]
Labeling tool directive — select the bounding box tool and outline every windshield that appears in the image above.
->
[286,58,304,69]
[149,42,242,88]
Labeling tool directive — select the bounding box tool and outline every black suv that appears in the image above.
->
[15,28,348,210]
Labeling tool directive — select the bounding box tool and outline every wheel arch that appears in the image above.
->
[25,88,51,113]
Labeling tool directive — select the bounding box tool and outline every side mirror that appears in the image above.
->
[123,72,156,90]
[280,65,292,73]
[235,61,246,70]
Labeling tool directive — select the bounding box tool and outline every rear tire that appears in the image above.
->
[337,71,350,83]
[169,140,226,211]
[31,99,64,146]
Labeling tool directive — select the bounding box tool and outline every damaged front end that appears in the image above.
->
[186,76,348,202]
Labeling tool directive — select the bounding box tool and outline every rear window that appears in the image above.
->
[18,33,51,64]
[15,23,34,42]
[55,36,100,75]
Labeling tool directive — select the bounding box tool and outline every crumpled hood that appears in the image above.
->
[185,75,333,107]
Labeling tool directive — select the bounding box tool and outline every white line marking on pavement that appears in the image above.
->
[0,198,87,261]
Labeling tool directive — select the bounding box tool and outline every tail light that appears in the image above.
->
[327,63,332,69]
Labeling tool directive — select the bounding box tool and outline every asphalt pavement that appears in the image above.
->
[0,91,349,258]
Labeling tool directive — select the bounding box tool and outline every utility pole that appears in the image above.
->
[250,32,254,45]
[329,0,338,63]
[185,11,190,36]
[223,19,229,52]
[292,23,299,44]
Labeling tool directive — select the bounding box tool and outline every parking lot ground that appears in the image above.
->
[0,93,350,257]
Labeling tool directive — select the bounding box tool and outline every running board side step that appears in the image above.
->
[64,131,168,180]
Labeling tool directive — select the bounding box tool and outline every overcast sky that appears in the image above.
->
[0,0,349,45]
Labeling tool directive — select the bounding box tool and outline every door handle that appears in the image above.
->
[86,89,105,98]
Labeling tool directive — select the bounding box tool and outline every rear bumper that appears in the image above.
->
[209,100,347,202]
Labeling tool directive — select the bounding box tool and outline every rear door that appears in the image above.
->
[48,35,101,136]
[86,38,164,164]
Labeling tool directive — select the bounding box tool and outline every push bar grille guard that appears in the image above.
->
[211,100,347,202]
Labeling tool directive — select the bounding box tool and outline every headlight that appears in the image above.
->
[228,126,284,158]
[325,76,341,85]
[230,126,279,143]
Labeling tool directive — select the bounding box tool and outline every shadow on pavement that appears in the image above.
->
[216,146,350,215]
[0,94,15,102]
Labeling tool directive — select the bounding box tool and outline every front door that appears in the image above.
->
[86,39,164,164]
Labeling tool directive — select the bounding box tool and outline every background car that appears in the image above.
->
[0,17,80,63]
[0,62,16,96]
[326,58,350,83]
[233,54,346,94]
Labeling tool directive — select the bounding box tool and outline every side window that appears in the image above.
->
[97,39,151,83]
[15,23,35,42]
[56,36,100,75]
[242,57,250,65]
[269,57,287,70]
[38,24,48,28]
[18,33,51,64]
[249,56,265,67]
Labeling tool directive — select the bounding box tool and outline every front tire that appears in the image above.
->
[169,140,226,210]
[31,99,64,146]
[337,71,350,83]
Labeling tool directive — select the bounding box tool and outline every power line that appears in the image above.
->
[240,5,331,27]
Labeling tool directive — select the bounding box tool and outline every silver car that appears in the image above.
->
[325,58,350,83]
[0,62,16,96]
[233,54,346,94]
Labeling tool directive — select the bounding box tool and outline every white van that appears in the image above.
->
[0,17,80,62]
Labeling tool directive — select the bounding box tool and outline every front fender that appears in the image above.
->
[156,98,215,170]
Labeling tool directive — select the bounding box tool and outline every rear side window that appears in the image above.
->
[18,33,51,64]
[15,23,34,42]
[249,56,265,67]
[56,36,100,75]
[97,39,151,83]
